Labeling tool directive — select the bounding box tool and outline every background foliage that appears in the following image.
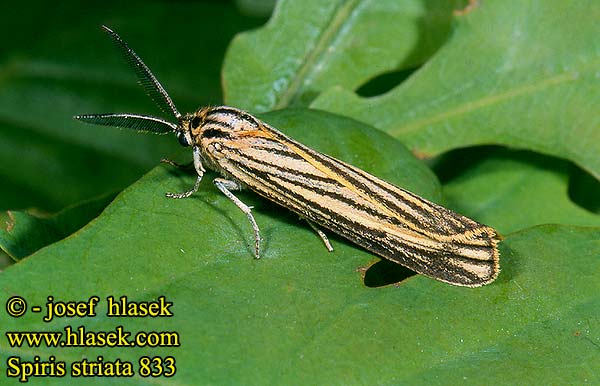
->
[1,0,599,384]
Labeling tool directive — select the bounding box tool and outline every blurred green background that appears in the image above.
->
[0,0,269,213]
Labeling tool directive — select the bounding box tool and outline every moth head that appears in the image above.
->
[175,130,192,147]
[174,114,199,147]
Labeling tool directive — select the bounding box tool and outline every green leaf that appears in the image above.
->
[223,0,459,112]
[0,250,11,270]
[312,0,600,179]
[435,147,600,235]
[0,109,447,384]
[1,123,599,384]
[0,193,115,260]
[0,1,266,211]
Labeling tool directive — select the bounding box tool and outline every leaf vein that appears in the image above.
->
[274,0,360,108]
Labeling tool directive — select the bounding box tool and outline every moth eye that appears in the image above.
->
[177,132,191,147]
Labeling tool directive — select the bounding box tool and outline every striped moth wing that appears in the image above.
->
[190,107,500,287]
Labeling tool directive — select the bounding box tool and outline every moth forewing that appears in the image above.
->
[75,27,500,287]
[189,107,500,287]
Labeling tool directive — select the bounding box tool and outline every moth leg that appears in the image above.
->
[161,158,193,170]
[306,220,334,252]
[165,146,206,199]
[214,178,261,259]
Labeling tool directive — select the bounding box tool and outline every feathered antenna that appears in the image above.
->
[75,113,177,134]
[74,26,180,133]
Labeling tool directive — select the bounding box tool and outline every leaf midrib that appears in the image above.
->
[274,0,360,109]
[391,64,594,137]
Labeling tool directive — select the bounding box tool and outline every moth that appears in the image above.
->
[75,26,500,287]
